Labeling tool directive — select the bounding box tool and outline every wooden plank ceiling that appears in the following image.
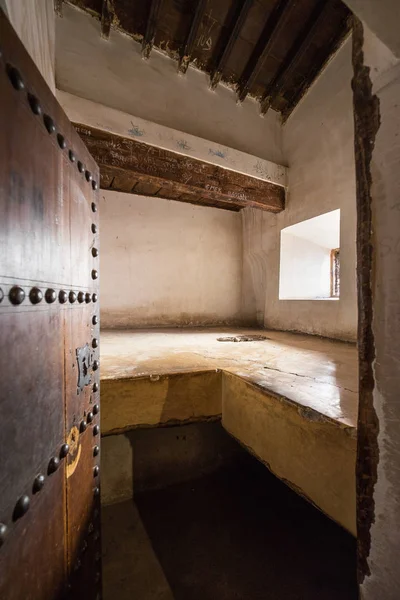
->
[63,0,351,120]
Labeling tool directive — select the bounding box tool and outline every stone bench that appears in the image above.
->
[100,328,357,535]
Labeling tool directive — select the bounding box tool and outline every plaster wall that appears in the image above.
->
[354,21,400,600]
[241,208,275,326]
[100,191,243,328]
[344,0,400,59]
[2,0,55,93]
[55,3,283,165]
[101,371,222,433]
[279,233,331,300]
[242,36,357,340]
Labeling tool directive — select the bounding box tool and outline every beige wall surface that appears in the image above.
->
[242,37,357,341]
[100,191,243,328]
[241,208,275,326]
[345,0,400,58]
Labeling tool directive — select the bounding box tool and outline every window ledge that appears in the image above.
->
[279,297,340,301]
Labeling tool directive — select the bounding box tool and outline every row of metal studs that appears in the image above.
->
[0,414,100,547]
[90,193,101,586]
[81,300,101,578]
[0,286,98,305]
[5,63,98,193]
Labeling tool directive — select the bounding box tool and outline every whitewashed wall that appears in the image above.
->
[352,17,400,600]
[242,37,357,340]
[100,191,243,328]
[279,234,331,300]
[241,208,273,326]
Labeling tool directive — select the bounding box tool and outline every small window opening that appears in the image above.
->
[331,248,340,298]
[279,209,340,300]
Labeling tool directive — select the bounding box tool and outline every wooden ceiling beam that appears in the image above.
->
[101,0,114,40]
[178,0,207,74]
[142,0,163,59]
[282,16,351,120]
[210,0,254,90]
[54,0,63,17]
[260,0,328,115]
[236,0,292,103]
[74,123,285,212]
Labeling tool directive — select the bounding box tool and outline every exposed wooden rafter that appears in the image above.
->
[210,0,253,90]
[74,123,285,213]
[236,0,292,103]
[54,0,63,17]
[282,16,351,120]
[101,0,114,40]
[260,0,328,115]
[178,0,207,74]
[142,0,163,59]
[66,0,352,119]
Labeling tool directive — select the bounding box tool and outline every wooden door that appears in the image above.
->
[0,11,101,600]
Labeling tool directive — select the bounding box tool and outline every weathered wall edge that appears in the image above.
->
[351,17,380,584]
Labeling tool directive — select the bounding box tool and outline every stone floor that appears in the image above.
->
[100,327,358,427]
[101,453,357,600]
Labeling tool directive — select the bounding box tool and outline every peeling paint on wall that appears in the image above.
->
[351,17,381,586]
[351,14,400,599]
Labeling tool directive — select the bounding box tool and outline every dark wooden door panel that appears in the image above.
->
[0,466,66,600]
[0,10,100,600]
[63,144,101,600]
[0,46,68,286]
[0,311,64,519]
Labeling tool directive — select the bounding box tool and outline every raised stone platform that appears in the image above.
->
[100,328,358,534]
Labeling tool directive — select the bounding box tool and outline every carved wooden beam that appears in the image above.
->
[210,0,254,90]
[101,0,114,40]
[237,0,292,103]
[178,0,207,74]
[142,0,163,59]
[260,0,328,115]
[74,123,285,213]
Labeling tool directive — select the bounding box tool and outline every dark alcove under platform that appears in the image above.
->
[101,425,357,600]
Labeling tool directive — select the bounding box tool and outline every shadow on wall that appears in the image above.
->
[127,421,242,495]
